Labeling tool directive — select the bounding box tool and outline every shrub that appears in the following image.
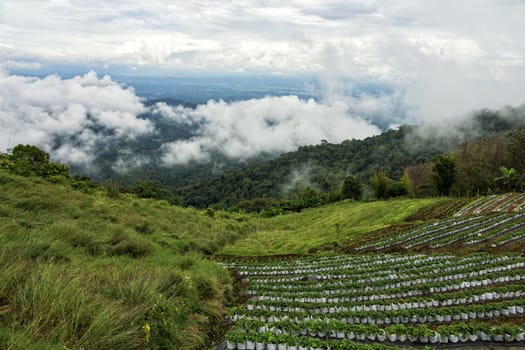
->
[108,231,153,258]
[342,176,362,200]
[194,275,216,300]
[135,220,154,235]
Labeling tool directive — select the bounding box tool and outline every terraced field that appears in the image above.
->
[220,194,525,349]
[223,253,525,349]
[354,194,525,254]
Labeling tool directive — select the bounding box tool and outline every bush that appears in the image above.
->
[342,176,362,200]
[194,275,217,300]
[103,180,121,198]
[143,297,189,350]
[108,231,153,258]
[135,220,154,235]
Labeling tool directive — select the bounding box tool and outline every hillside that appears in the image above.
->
[176,108,525,209]
[0,169,255,349]
[219,197,445,256]
[57,103,525,210]
[3,167,525,349]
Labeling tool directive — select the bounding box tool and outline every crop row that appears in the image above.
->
[355,216,484,251]
[243,254,520,283]
[465,215,525,245]
[254,283,524,305]
[250,285,524,310]
[226,320,525,349]
[428,213,525,248]
[355,213,525,251]
[226,253,525,348]
[401,214,505,249]
[455,193,525,216]
[491,228,525,247]
[248,265,525,294]
[227,253,445,273]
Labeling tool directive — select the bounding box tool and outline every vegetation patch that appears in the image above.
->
[0,169,251,349]
[220,197,444,256]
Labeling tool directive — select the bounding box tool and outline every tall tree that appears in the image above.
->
[370,171,390,199]
[341,176,362,200]
[432,155,456,196]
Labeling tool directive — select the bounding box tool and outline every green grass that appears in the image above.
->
[220,197,446,256]
[0,169,452,348]
[0,170,254,349]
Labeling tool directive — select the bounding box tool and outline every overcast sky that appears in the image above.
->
[1,0,525,166]
[0,0,523,77]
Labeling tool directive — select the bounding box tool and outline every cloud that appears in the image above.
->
[155,96,381,165]
[111,154,151,174]
[1,0,525,164]
[0,70,153,167]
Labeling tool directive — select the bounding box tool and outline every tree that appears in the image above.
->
[131,180,164,199]
[341,176,362,200]
[11,144,50,176]
[386,181,408,198]
[370,171,390,199]
[495,166,520,192]
[432,155,456,195]
[12,144,50,164]
[9,144,69,178]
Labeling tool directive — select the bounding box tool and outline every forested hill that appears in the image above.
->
[176,107,525,209]
[176,126,437,208]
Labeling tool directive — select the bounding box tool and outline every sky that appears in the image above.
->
[1,0,525,167]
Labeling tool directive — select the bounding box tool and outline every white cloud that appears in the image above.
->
[0,70,153,166]
[155,96,381,165]
[111,154,151,174]
[0,0,524,130]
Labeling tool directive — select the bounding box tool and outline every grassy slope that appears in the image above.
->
[0,170,256,350]
[220,197,446,256]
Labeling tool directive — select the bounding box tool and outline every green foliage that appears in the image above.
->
[175,126,440,208]
[385,181,408,198]
[2,144,70,179]
[432,155,456,195]
[131,180,165,200]
[369,172,408,199]
[0,169,249,349]
[495,165,520,191]
[341,176,362,200]
[143,296,190,350]
[370,171,395,199]
[103,179,121,198]
[221,197,443,255]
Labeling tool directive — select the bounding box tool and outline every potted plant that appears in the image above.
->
[308,337,323,350]
[266,332,278,350]
[492,325,505,342]
[386,324,402,342]
[277,333,288,350]
[287,335,299,350]
[255,332,266,350]
[455,322,469,342]
[417,324,433,343]
[354,324,367,341]
[226,331,240,350]
[477,323,492,341]
[500,324,520,342]
[406,325,419,342]
[246,330,257,350]
[437,325,450,344]
[376,328,387,342]
[298,336,309,350]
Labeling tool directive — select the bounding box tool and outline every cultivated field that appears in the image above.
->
[221,194,525,350]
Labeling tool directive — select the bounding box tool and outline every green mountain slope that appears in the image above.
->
[174,107,525,208]
[0,169,255,349]
[220,197,445,256]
